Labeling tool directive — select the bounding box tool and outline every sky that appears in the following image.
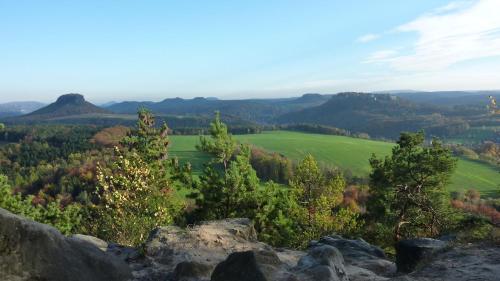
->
[1,0,500,103]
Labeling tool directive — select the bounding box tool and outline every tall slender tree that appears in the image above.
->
[191,112,259,220]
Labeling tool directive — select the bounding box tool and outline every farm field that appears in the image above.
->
[169,131,500,196]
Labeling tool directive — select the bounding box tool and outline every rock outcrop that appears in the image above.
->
[133,218,276,280]
[313,235,396,277]
[293,245,349,281]
[0,208,132,281]
[211,250,285,281]
[129,218,383,281]
[395,238,447,273]
[1,208,499,281]
[407,243,500,281]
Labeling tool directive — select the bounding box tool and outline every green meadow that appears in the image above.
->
[169,131,500,196]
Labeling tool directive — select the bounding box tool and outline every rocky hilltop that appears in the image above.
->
[0,207,498,281]
[14,93,109,120]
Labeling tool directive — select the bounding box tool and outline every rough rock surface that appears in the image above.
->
[132,218,276,280]
[314,235,396,277]
[293,245,349,281]
[129,218,353,281]
[408,243,500,281]
[396,238,447,273]
[211,250,285,281]
[0,207,132,281]
[2,209,499,281]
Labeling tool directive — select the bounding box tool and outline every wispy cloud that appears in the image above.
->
[366,0,500,71]
[363,50,398,63]
[356,33,380,43]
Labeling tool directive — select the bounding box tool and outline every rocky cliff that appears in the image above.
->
[1,208,498,281]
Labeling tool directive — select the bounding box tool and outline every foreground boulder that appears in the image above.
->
[315,235,395,277]
[132,218,355,281]
[136,218,275,280]
[0,208,132,281]
[409,243,500,281]
[173,261,213,281]
[293,245,349,281]
[396,238,447,273]
[211,250,285,281]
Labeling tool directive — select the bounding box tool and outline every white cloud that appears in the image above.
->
[356,33,380,43]
[366,0,500,71]
[432,1,473,14]
[363,50,398,63]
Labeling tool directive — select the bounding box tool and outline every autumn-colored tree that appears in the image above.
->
[91,126,130,147]
[88,110,183,245]
[90,148,182,246]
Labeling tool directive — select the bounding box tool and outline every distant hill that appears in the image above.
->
[4,94,110,124]
[1,94,259,129]
[276,92,478,138]
[107,93,332,123]
[24,94,109,118]
[0,101,45,117]
[2,92,497,142]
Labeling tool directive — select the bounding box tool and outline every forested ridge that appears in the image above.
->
[3,92,498,143]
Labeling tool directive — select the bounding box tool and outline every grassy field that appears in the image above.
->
[169,131,500,196]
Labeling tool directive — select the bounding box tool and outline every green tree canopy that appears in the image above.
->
[121,108,170,163]
[191,113,260,220]
[290,155,359,247]
[368,131,457,241]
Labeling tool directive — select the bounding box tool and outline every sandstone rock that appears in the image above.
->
[173,261,213,281]
[346,265,390,281]
[409,243,500,281]
[133,218,273,280]
[395,238,447,273]
[0,207,132,281]
[293,245,349,281]
[211,250,284,281]
[70,234,108,251]
[317,235,396,276]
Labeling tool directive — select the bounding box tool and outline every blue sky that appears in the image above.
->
[1,0,500,103]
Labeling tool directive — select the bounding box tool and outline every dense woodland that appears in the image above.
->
[0,109,498,254]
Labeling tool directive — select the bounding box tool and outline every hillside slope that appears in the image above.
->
[276,92,476,138]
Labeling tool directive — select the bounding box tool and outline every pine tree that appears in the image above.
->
[368,131,457,241]
[191,112,259,220]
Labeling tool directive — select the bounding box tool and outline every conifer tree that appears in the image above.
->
[368,131,457,241]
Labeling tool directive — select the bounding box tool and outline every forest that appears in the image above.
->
[0,110,498,255]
